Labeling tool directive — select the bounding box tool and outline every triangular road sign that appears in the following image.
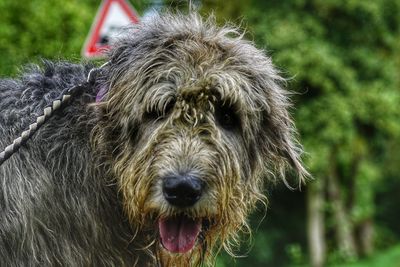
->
[82,0,139,58]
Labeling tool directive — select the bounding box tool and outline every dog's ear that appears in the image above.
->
[257,80,309,188]
[95,84,110,103]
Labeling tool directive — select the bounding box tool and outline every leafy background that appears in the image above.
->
[1,0,399,266]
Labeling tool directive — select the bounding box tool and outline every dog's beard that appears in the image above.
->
[121,179,254,267]
[150,213,246,267]
[155,241,206,267]
[132,217,205,267]
[129,211,220,267]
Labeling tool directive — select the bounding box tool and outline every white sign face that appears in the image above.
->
[98,2,133,45]
[82,0,139,58]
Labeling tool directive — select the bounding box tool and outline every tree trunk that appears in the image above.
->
[307,179,326,267]
[358,218,374,257]
[327,162,358,260]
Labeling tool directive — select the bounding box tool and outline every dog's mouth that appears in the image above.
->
[158,214,202,253]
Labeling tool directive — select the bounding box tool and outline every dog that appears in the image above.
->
[0,12,307,266]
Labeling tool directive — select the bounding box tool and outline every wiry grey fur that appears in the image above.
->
[0,12,307,266]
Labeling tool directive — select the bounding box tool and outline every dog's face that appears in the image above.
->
[93,13,307,266]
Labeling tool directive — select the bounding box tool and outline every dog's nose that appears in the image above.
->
[162,174,204,207]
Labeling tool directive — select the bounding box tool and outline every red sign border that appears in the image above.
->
[82,0,139,58]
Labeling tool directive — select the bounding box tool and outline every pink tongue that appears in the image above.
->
[159,215,201,253]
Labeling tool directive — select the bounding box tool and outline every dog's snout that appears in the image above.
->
[162,174,204,207]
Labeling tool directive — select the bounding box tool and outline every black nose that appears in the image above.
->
[162,174,204,207]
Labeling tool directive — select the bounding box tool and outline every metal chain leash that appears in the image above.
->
[0,62,109,166]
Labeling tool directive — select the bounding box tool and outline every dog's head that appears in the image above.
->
[93,12,308,266]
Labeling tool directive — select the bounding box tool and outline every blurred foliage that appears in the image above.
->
[0,0,149,76]
[329,245,400,267]
[0,0,399,266]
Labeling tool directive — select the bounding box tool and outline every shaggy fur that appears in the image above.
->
[0,13,307,266]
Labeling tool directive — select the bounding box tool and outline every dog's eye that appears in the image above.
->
[144,100,175,121]
[164,101,175,115]
[215,105,239,130]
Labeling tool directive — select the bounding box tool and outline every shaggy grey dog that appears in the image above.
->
[0,12,307,266]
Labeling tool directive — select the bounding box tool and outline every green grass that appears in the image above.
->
[216,245,400,267]
[329,245,400,267]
